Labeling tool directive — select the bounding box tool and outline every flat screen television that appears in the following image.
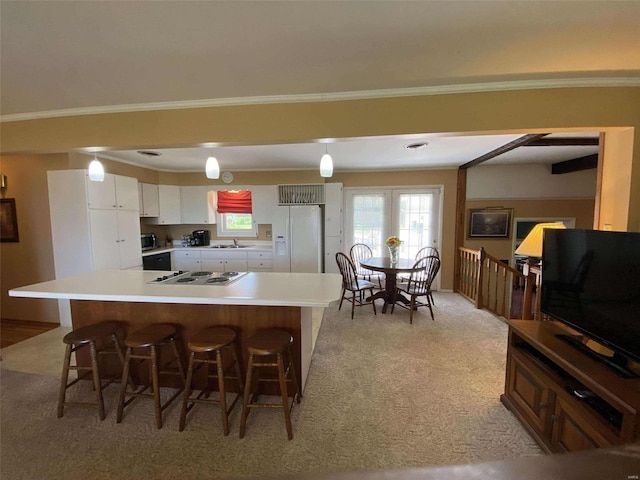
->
[541,229,640,376]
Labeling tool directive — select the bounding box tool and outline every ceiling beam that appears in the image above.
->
[523,137,599,147]
[459,134,549,170]
[551,154,598,175]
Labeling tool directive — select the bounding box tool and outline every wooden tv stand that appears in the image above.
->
[501,320,640,453]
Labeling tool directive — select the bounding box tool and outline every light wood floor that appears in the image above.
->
[1,319,59,348]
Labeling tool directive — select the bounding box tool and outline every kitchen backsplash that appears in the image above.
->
[140,222,273,246]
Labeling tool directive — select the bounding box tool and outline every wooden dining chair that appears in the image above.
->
[349,243,384,289]
[399,247,439,305]
[392,255,440,324]
[335,252,377,319]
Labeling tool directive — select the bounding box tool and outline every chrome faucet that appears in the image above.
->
[233,238,238,247]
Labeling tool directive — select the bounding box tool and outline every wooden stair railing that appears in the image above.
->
[456,247,537,320]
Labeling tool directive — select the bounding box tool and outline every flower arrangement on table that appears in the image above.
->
[385,235,402,263]
[385,236,402,248]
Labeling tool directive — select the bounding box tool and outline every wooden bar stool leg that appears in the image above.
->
[179,352,196,432]
[287,348,302,403]
[89,341,106,420]
[170,338,186,384]
[216,349,230,436]
[231,344,244,393]
[239,354,254,439]
[277,353,293,440]
[117,347,132,424]
[150,345,163,429]
[57,343,73,418]
[112,332,135,390]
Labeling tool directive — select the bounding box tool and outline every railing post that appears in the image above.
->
[475,248,485,309]
[522,270,536,320]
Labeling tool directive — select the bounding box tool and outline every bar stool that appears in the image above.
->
[57,321,130,420]
[116,324,186,429]
[239,329,302,440]
[179,327,244,435]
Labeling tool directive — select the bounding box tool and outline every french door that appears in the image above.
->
[344,187,442,259]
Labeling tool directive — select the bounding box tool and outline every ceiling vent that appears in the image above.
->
[278,184,325,205]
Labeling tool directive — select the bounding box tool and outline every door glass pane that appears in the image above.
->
[352,194,385,256]
[397,193,434,259]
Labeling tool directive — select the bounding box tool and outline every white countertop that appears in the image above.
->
[9,270,342,307]
[142,244,272,256]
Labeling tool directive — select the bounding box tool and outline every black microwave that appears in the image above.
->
[141,233,158,251]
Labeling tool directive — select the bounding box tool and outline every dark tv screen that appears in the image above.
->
[541,229,640,364]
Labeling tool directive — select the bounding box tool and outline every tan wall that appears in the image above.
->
[464,199,596,262]
[0,154,68,322]
[2,87,638,232]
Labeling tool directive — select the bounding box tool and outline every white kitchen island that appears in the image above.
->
[9,270,342,393]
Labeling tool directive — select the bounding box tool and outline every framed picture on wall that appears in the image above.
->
[468,208,512,239]
[0,198,19,242]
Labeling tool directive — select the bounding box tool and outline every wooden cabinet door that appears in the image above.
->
[506,353,555,437]
[550,397,613,452]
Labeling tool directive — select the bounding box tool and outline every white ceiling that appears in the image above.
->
[2,1,634,172]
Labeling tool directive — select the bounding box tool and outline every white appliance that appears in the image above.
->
[272,205,323,273]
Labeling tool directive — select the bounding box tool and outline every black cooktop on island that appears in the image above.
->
[149,271,248,286]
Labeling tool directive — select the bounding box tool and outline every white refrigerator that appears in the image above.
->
[272,205,323,273]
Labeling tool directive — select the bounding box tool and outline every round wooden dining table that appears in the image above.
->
[359,256,424,313]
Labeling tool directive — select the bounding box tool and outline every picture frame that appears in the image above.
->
[468,208,512,239]
[0,198,19,242]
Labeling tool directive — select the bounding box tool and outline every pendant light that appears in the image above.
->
[88,154,105,182]
[206,156,220,179]
[320,144,333,178]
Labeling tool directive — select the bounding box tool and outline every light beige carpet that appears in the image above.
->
[0,293,541,479]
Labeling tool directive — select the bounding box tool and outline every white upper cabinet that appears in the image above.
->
[251,185,278,224]
[181,186,214,224]
[87,173,139,210]
[139,182,160,217]
[147,185,181,224]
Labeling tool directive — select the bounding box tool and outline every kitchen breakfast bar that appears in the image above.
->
[9,270,342,393]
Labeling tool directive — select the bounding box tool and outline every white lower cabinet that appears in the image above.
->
[173,250,201,271]
[201,250,248,272]
[89,207,142,270]
[173,249,272,272]
[247,251,273,271]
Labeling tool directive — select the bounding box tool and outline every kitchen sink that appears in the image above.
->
[209,245,248,248]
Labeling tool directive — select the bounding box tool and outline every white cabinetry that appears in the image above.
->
[138,183,159,217]
[87,173,139,210]
[47,169,142,279]
[324,183,343,274]
[181,186,215,224]
[201,250,248,272]
[173,250,201,271]
[247,251,273,271]
[89,210,141,270]
[147,185,181,225]
[251,185,278,224]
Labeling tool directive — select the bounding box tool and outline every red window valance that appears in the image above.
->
[217,190,253,214]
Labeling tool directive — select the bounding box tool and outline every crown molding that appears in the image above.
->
[2,77,639,123]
